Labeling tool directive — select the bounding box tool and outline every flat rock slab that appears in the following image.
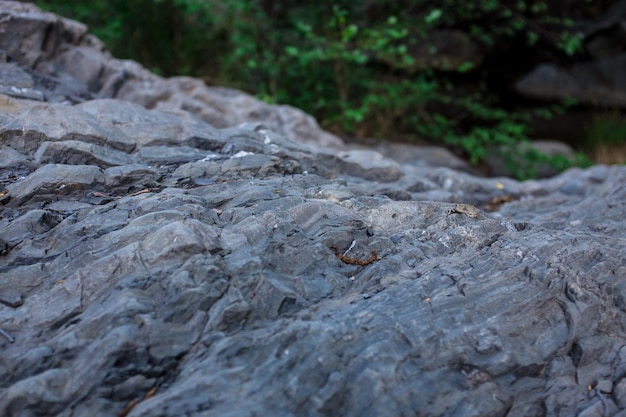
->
[34,140,135,167]
[5,163,104,207]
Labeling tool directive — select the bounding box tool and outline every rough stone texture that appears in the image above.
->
[117,78,347,150]
[0,1,344,150]
[1,3,626,417]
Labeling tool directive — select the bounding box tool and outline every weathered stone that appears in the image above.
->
[317,149,404,182]
[77,99,225,150]
[0,0,346,150]
[0,146,36,187]
[0,94,134,154]
[374,143,476,173]
[103,164,162,191]
[118,78,347,150]
[137,146,214,164]
[516,58,626,108]
[34,140,135,167]
[0,3,626,417]
[0,63,44,101]
[0,209,62,248]
[5,164,104,207]
[0,289,23,308]
[616,379,626,408]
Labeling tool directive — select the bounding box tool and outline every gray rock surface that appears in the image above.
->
[1,3,626,417]
[516,58,626,108]
[0,1,344,150]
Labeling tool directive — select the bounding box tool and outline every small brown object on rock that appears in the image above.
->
[447,203,480,219]
[331,246,380,266]
[119,387,157,417]
[484,195,514,211]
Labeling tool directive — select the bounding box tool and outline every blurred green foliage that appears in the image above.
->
[587,112,626,147]
[585,112,626,166]
[37,0,594,178]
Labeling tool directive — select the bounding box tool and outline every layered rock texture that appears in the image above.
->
[1,3,626,417]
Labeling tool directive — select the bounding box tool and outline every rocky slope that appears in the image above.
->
[1,2,626,417]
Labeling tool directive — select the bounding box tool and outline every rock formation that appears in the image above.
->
[1,2,626,416]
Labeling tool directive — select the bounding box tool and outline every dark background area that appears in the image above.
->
[33,0,626,178]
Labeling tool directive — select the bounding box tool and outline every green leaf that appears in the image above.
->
[530,2,548,13]
[342,24,359,41]
[425,9,442,24]
[558,32,583,56]
[296,22,312,33]
[457,62,474,73]
[285,46,299,56]
[527,31,539,46]
[353,51,368,64]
